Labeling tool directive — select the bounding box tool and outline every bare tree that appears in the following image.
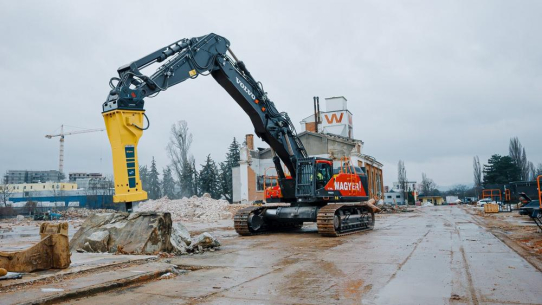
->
[473,156,482,197]
[167,121,193,195]
[420,173,437,196]
[397,160,408,204]
[535,163,542,179]
[527,161,535,181]
[509,137,529,180]
[0,183,14,207]
[449,184,468,199]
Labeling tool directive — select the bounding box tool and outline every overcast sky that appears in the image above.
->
[1,1,540,188]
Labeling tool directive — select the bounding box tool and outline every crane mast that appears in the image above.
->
[45,125,104,175]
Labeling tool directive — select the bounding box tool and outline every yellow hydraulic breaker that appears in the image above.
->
[102,109,148,207]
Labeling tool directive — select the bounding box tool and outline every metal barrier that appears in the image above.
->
[481,189,502,202]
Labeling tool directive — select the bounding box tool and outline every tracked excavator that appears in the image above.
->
[102,33,379,237]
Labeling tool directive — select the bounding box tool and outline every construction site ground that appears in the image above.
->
[1,205,541,305]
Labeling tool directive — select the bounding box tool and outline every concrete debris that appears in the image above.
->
[61,207,116,218]
[83,231,110,253]
[16,215,24,221]
[170,222,190,255]
[0,272,23,280]
[70,212,173,254]
[0,222,71,272]
[137,194,235,222]
[422,202,434,207]
[378,204,414,214]
[159,272,176,280]
[188,232,221,252]
[71,212,220,255]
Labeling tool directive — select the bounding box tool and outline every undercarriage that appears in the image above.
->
[234,203,377,237]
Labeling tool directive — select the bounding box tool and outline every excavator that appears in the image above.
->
[102,33,379,237]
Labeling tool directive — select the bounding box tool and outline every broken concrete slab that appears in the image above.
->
[170,222,191,255]
[0,223,71,273]
[70,212,172,254]
[0,262,175,305]
[83,230,110,253]
[189,232,221,251]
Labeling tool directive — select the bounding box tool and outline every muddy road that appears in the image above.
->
[60,206,542,305]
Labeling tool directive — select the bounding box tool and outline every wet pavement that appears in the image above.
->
[61,206,542,305]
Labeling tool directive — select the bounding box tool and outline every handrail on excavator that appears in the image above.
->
[537,175,542,209]
[263,167,278,189]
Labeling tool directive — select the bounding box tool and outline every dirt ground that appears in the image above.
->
[462,205,542,270]
[1,206,541,305]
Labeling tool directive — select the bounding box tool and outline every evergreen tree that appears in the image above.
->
[162,167,176,199]
[228,138,240,165]
[483,154,521,185]
[219,138,241,203]
[180,158,196,198]
[139,165,149,192]
[219,162,232,202]
[199,154,221,199]
[192,158,199,196]
[148,157,161,199]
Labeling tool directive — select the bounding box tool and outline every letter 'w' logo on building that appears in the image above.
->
[324,113,344,124]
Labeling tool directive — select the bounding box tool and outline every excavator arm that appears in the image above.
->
[102,33,306,204]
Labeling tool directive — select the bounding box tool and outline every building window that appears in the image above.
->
[396,195,400,198]
[387,195,392,199]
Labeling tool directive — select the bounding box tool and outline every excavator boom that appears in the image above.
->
[103,33,306,204]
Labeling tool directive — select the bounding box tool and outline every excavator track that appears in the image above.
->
[234,206,304,236]
[234,206,266,236]
[317,204,375,237]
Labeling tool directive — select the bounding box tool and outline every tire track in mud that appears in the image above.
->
[383,229,431,285]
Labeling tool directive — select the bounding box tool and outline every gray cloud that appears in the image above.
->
[1,0,540,188]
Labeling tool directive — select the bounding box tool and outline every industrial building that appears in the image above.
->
[384,190,406,205]
[3,182,77,193]
[232,96,384,203]
[68,172,103,182]
[3,170,62,184]
[383,181,418,205]
[1,173,113,209]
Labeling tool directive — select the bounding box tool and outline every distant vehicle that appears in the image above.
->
[518,200,540,218]
[463,197,477,204]
[446,196,459,204]
[477,198,493,207]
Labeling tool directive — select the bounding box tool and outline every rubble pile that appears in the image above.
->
[70,212,172,254]
[137,194,236,222]
[70,212,220,255]
[61,207,116,218]
[378,204,413,214]
[170,222,220,255]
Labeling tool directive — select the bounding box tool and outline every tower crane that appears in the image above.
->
[45,125,104,175]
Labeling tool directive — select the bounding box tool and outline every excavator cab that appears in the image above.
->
[315,160,332,190]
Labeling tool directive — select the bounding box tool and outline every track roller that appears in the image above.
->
[317,204,375,237]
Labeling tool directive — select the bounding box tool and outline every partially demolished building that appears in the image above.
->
[232,96,384,203]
